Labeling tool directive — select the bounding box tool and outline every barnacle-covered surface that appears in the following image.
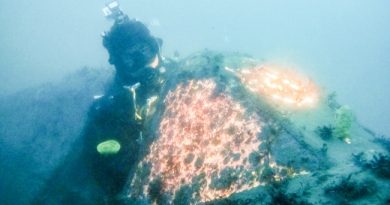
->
[132,79,268,202]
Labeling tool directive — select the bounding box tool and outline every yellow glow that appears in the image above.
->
[238,66,320,109]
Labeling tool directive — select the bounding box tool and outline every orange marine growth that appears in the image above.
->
[238,66,320,109]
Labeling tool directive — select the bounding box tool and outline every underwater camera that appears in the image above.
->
[102,1,127,23]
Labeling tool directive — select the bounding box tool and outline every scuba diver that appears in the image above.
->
[33,1,164,204]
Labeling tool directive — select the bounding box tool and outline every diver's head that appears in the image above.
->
[103,19,161,83]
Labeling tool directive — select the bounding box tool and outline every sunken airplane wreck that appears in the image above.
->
[122,51,390,205]
[4,1,389,204]
[26,51,390,204]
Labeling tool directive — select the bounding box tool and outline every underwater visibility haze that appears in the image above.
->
[0,0,390,204]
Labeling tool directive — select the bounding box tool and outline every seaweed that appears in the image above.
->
[270,190,312,205]
[366,153,390,179]
[373,136,390,153]
[352,152,367,167]
[320,143,328,155]
[327,92,341,110]
[315,125,334,141]
[352,152,390,179]
[324,175,377,201]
